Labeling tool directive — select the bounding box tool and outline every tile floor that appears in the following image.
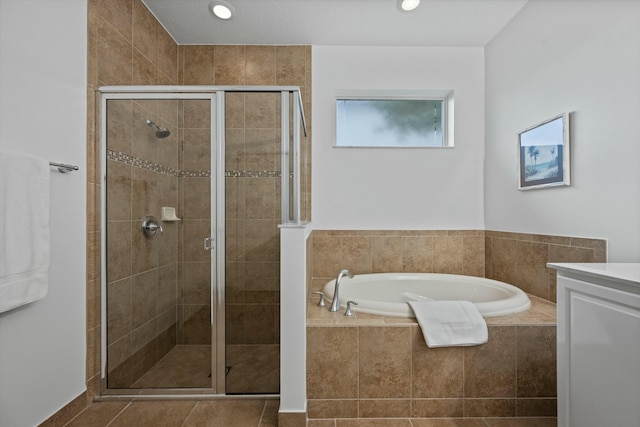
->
[64,399,278,427]
[131,346,212,388]
[226,344,280,394]
[126,344,279,393]
[63,399,556,427]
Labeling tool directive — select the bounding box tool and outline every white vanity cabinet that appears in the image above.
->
[549,263,640,427]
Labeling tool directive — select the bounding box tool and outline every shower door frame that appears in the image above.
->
[98,85,306,398]
[99,88,225,395]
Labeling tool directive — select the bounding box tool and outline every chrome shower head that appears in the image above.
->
[146,119,171,139]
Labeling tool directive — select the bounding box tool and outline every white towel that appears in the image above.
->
[409,300,488,348]
[0,150,50,313]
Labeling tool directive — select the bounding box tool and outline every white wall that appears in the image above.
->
[0,1,88,426]
[312,46,485,230]
[485,1,640,262]
[279,224,312,414]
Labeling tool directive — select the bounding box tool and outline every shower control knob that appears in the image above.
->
[141,216,163,239]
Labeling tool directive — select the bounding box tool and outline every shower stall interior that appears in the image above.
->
[99,86,308,396]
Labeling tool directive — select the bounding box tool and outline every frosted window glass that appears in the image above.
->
[336,99,445,147]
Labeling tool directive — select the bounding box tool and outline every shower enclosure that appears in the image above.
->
[99,86,308,395]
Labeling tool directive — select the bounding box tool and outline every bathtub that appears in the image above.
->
[322,273,531,317]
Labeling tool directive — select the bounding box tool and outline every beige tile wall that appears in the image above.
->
[311,230,486,293]
[311,229,607,303]
[178,44,313,224]
[485,230,607,302]
[88,0,180,398]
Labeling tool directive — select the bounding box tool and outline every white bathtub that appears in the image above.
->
[322,273,532,318]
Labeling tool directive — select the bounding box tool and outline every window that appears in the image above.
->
[335,91,453,148]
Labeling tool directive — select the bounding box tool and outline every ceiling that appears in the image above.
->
[143,0,529,47]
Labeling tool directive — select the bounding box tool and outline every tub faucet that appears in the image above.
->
[329,269,354,312]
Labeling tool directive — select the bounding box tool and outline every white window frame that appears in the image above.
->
[334,89,454,148]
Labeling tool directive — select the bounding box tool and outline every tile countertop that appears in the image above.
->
[548,262,640,294]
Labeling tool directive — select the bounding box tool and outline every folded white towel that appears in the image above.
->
[0,150,50,313]
[408,300,488,348]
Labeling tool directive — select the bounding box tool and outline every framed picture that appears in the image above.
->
[518,112,571,190]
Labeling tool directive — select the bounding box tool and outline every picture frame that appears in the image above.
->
[518,112,571,190]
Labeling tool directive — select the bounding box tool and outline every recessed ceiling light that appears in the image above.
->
[397,0,420,12]
[209,1,235,20]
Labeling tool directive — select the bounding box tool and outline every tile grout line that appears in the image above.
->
[180,400,201,427]
[462,346,466,417]
[355,323,360,417]
[61,401,90,427]
[256,399,268,426]
[105,401,134,427]
[409,322,413,419]
[514,324,519,417]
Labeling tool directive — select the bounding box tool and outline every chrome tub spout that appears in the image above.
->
[329,269,354,312]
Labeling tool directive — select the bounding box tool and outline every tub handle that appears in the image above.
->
[345,300,358,316]
[312,291,326,307]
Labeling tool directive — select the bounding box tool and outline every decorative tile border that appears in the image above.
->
[184,170,211,178]
[225,170,282,178]
[107,149,287,179]
[107,150,181,176]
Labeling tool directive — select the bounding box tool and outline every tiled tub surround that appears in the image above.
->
[485,231,606,303]
[311,230,607,304]
[311,230,487,293]
[306,297,558,420]
[308,229,605,420]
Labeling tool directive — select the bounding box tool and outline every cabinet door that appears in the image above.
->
[557,276,640,427]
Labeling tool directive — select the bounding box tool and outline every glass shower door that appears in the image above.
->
[224,91,281,394]
[103,95,217,392]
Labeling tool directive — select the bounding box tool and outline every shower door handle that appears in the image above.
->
[204,237,215,250]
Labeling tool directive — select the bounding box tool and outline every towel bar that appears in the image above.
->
[49,162,79,173]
